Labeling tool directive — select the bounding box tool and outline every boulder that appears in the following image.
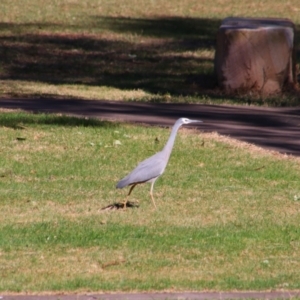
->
[214,17,297,96]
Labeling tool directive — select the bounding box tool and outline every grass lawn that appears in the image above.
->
[1,0,300,294]
[0,0,299,105]
[0,112,300,292]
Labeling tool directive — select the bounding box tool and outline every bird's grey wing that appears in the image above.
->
[116,152,166,189]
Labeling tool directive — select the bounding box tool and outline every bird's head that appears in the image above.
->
[180,117,203,125]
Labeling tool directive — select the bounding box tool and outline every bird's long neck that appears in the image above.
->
[162,122,182,161]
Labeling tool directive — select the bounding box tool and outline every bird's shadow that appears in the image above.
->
[101,201,139,211]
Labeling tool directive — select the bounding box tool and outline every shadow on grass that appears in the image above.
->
[0,112,119,128]
[95,16,219,41]
[0,16,220,97]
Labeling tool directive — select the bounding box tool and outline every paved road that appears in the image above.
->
[0,98,299,156]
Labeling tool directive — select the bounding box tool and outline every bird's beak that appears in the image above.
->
[188,119,203,124]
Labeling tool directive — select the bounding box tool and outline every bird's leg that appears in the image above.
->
[150,192,157,210]
[128,184,136,196]
[123,184,137,209]
[150,181,157,209]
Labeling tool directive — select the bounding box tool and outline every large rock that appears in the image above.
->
[215,17,296,96]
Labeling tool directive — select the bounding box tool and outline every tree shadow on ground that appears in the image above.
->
[95,16,219,41]
[0,16,220,97]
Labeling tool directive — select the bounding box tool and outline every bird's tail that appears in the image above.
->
[116,177,128,189]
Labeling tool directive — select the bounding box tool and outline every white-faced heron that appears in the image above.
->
[116,118,202,209]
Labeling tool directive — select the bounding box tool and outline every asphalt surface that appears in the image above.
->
[0,97,299,156]
[1,98,300,299]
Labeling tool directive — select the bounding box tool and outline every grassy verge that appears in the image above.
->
[1,112,300,292]
[0,0,299,105]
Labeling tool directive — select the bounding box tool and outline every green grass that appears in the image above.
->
[0,0,299,105]
[1,112,300,292]
[1,0,300,292]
